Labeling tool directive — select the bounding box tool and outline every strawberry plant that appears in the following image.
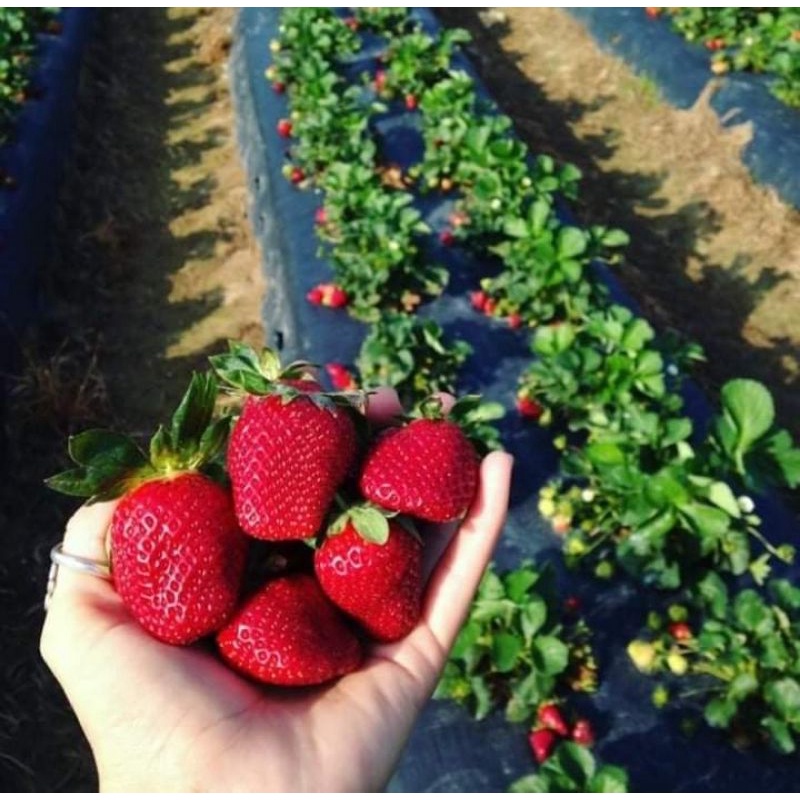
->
[0,8,60,144]
[549,379,797,589]
[518,305,702,436]
[435,563,596,722]
[629,572,800,754]
[356,312,471,404]
[317,165,446,318]
[663,8,800,107]
[353,8,412,36]
[480,200,628,325]
[509,742,629,792]
[380,26,471,100]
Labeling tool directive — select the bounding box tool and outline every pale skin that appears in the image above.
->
[40,388,514,792]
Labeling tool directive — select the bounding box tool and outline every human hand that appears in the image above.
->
[40,388,513,792]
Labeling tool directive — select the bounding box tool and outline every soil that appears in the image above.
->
[0,8,263,791]
[437,7,800,437]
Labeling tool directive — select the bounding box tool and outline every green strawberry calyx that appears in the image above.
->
[210,340,369,414]
[327,501,419,546]
[45,372,230,503]
[406,394,506,455]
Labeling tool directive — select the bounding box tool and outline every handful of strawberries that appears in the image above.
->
[48,342,484,687]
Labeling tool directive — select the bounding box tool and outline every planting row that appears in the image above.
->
[257,6,800,790]
[650,7,800,109]
[0,9,60,147]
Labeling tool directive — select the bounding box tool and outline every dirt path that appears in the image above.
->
[438,8,800,436]
[0,9,263,790]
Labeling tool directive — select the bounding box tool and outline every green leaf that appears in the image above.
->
[470,674,493,719]
[762,716,796,754]
[663,417,693,446]
[552,742,596,784]
[590,765,630,793]
[765,678,800,721]
[348,506,390,545]
[509,774,550,793]
[705,696,737,728]
[697,571,729,618]
[503,566,539,603]
[67,429,143,468]
[503,217,529,239]
[520,597,548,642]
[477,568,505,600]
[451,620,481,660]
[532,635,570,676]
[170,372,218,450]
[557,227,587,259]
[718,379,775,468]
[492,632,523,673]
[707,481,741,518]
[728,672,758,702]
[733,589,773,634]
[601,228,630,248]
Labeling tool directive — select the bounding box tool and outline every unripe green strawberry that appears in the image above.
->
[217,574,362,686]
[315,512,422,642]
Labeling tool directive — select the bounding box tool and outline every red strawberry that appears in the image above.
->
[470,290,488,311]
[516,395,543,419]
[343,16,359,31]
[211,343,360,540]
[571,718,596,747]
[325,362,357,391]
[537,703,569,736]
[374,69,387,92]
[272,81,286,94]
[314,206,328,226]
[277,118,293,138]
[405,93,418,111]
[359,396,480,523]
[315,514,422,641]
[111,473,247,644]
[529,728,557,764]
[46,373,247,645]
[306,285,324,305]
[439,229,455,246]
[668,621,693,641]
[290,166,304,184]
[564,595,582,614]
[217,574,362,686]
[484,298,497,316]
[507,313,523,329]
[645,7,660,18]
[322,284,349,308]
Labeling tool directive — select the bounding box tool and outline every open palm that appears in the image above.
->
[40,391,513,791]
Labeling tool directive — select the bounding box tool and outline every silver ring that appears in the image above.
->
[44,543,112,612]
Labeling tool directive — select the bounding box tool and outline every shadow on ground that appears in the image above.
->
[0,8,260,791]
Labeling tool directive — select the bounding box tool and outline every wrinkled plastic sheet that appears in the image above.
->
[568,7,800,210]
[231,8,800,791]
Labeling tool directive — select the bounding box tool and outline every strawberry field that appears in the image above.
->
[2,6,800,793]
